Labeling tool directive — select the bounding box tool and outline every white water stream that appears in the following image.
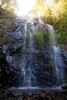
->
[47,24,64,85]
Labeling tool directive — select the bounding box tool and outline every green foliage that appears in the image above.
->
[0,0,17,12]
[30,0,44,15]
[0,8,16,45]
[34,29,44,50]
[0,33,12,45]
[26,29,30,41]
[0,35,12,45]
[46,30,53,46]
[56,32,67,45]
[13,46,26,59]
[42,0,67,45]
[0,0,10,6]
[26,29,30,48]
[0,8,16,33]
[31,0,67,45]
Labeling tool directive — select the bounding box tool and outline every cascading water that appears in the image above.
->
[21,20,37,87]
[22,21,27,86]
[47,24,64,86]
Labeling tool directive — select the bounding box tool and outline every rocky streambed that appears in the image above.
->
[0,89,67,100]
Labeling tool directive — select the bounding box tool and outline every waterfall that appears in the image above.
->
[3,16,65,88]
[47,24,64,86]
[21,21,36,87]
[21,21,27,86]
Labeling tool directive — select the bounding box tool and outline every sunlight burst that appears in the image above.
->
[16,0,35,16]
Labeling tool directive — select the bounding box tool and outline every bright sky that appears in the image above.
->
[15,0,54,16]
[16,0,35,16]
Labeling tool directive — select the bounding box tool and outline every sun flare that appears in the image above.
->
[16,0,35,16]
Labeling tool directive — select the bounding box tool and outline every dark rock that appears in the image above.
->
[62,85,67,89]
[0,84,3,88]
[62,52,67,66]
[60,46,67,66]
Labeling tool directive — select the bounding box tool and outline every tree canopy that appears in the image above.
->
[0,0,17,11]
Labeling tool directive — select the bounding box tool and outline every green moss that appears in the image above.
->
[0,36,12,45]
[48,61,53,73]
[25,29,30,48]
[46,30,53,46]
[34,29,44,50]
[13,47,26,59]
[26,29,30,41]
[20,47,26,54]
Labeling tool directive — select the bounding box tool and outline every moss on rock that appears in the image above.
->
[34,28,44,50]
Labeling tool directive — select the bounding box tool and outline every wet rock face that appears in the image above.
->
[62,52,67,66]
[32,52,56,87]
[0,18,64,87]
[60,45,67,65]
[0,47,23,87]
[60,45,67,84]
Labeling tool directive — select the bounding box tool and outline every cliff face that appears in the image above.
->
[0,17,55,87]
[60,45,67,84]
[0,11,67,87]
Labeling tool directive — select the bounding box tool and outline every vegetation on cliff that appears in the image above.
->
[31,0,67,45]
[0,0,16,45]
